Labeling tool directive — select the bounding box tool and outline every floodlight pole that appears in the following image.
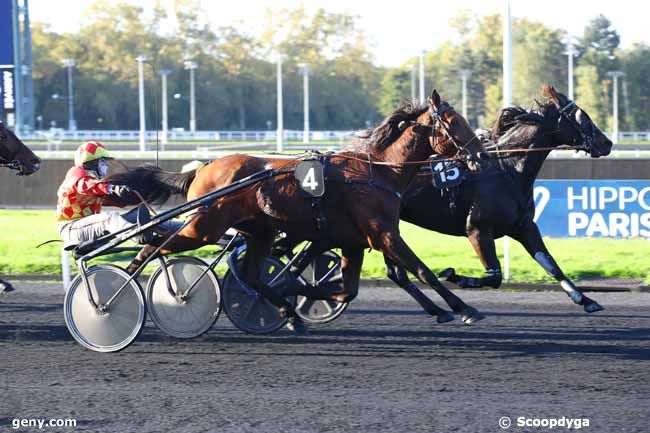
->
[276,56,283,152]
[410,64,416,102]
[299,63,310,144]
[565,38,576,100]
[159,69,171,145]
[607,71,625,143]
[136,55,147,152]
[184,60,198,133]
[502,0,512,281]
[418,50,425,103]
[62,59,76,130]
[459,69,472,120]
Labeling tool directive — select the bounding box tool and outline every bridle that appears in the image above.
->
[556,99,596,153]
[0,124,28,172]
[428,102,482,162]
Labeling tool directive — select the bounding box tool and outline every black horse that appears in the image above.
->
[0,121,41,293]
[384,86,613,314]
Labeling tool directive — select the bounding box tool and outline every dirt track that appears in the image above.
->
[1,282,649,433]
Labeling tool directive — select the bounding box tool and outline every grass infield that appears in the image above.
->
[0,210,648,283]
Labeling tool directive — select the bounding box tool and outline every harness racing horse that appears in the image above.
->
[383,86,613,313]
[109,89,489,332]
[0,121,42,293]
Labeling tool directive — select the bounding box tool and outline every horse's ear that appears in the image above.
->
[515,112,545,124]
[541,85,560,104]
[428,89,441,110]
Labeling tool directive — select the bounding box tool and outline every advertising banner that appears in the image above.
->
[534,180,650,238]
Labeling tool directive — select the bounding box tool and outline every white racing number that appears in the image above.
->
[433,162,460,183]
[302,167,319,191]
[431,161,462,189]
[295,160,325,197]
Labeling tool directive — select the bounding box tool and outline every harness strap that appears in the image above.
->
[340,178,401,199]
[313,154,329,232]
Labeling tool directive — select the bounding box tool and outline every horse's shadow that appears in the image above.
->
[1,305,649,361]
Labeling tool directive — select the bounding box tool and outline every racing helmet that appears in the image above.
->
[74,141,112,167]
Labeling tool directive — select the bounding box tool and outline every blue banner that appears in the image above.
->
[533,180,650,238]
[0,0,14,66]
[0,0,15,123]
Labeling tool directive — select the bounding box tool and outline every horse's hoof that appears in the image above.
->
[438,268,456,281]
[436,311,455,324]
[0,281,15,294]
[286,317,309,335]
[461,307,485,325]
[583,300,604,313]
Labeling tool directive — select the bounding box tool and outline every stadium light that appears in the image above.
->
[607,71,625,143]
[502,0,512,281]
[563,36,578,100]
[459,69,472,120]
[159,69,171,145]
[418,50,425,103]
[184,59,198,133]
[276,56,284,152]
[62,59,76,131]
[136,55,147,152]
[298,63,310,144]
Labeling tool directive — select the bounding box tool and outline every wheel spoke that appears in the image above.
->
[322,301,334,315]
[299,298,315,313]
[242,298,260,321]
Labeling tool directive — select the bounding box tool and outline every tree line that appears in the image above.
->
[31,0,649,132]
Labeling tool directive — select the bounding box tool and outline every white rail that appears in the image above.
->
[28,129,358,142]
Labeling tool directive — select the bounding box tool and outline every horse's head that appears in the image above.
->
[0,121,41,175]
[402,89,488,171]
[542,85,612,158]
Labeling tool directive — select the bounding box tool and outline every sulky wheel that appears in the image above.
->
[64,264,145,353]
[146,256,221,339]
[295,250,348,324]
[222,252,296,334]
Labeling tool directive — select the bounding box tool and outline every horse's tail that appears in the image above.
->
[105,164,197,205]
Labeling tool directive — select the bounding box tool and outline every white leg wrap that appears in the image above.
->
[560,280,583,304]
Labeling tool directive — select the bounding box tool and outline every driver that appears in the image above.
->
[55,141,144,247]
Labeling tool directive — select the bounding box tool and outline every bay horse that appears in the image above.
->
[109,89,489,332]
[0,121,41,293]
[383,86,613,314]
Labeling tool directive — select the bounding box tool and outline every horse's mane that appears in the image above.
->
[352,100,429,152]
[490,100,553,145]
[491,86,563,143]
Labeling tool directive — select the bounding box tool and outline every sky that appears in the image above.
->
[29,0,648,67]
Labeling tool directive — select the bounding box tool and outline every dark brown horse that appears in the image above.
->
[109,90,489,332]
[384,86,613,314]
[0,121,41,293]
[0,122,40,176]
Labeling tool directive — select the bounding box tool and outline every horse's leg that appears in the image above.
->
[373,229,482,324]
[384,255,452,319]
[329,247,364,303]
[512,222,603,313]
[241,231,308,334]
[440,227,503,289]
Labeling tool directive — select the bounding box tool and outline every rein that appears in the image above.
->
[326,152,465,167]
[0,159,21,170]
